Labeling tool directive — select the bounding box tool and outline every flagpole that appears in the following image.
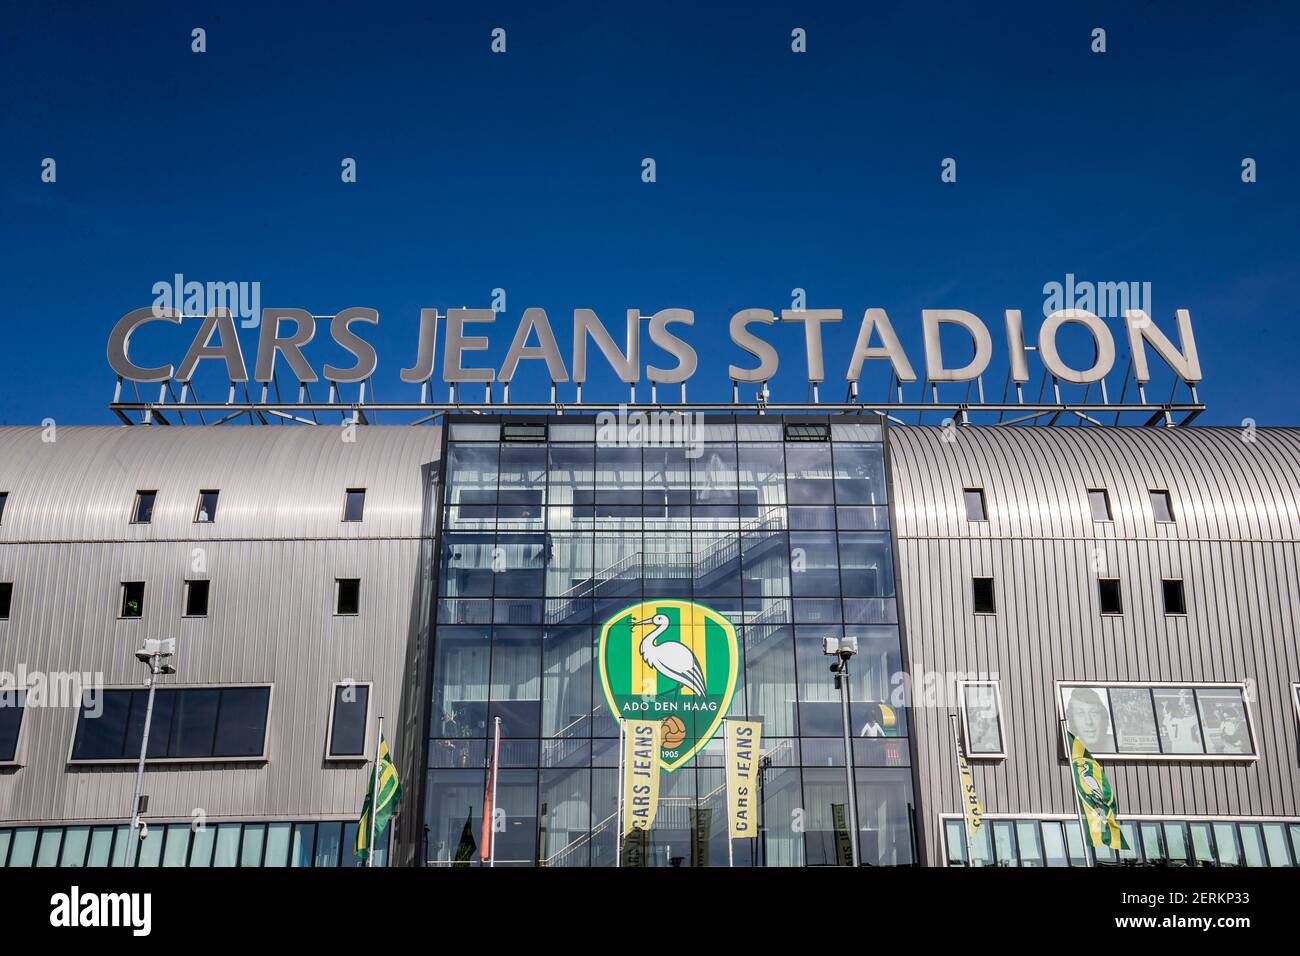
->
[948,714,975,867]
[489,716,501,868]
[367,716,382,869]
[1061,720,1094,868]
[724,720,734,867]
[615,718,625,868]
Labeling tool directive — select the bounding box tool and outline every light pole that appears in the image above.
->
[121,638,175,867]
[823,635,860,867]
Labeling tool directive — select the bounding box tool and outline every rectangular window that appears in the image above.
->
[1150,489,1174,523]
[0,690,25,762]
[1088,489,1112,521]
[960,681,1005,757]
[184,580,210,618]
[501,422,547,442]
[0,582,11,620]
[336,578,361,616]
[963,488,987,522]
[195,490,220,523]
[327,683,371,758]
[0,491,7,525]
[120,581,145,619]
[1098,578,1123,614]
[70,686,272,761]
[343,488,366,522]
[132,490,157,524]
[1059,682,1255,758]
[783,423,830,442]
[1162,578,1186,614]
[972,577,996,614]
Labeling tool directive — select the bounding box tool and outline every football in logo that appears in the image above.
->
[661,715,687,748]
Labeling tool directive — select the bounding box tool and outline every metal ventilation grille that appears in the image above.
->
[501,422,547,442]
[783,423,830,442]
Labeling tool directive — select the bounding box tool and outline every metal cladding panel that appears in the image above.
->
[0,426,440,828]
[887,424,1300,862]
[0,425,436,543]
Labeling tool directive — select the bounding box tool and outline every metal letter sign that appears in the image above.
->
[105,304,1206,426]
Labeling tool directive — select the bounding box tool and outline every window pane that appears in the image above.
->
[0,690,25,761]
[7,828,36,867]
[1150,490,1174,522]
[1109,688,1158,753]
[264,823,292,867]
[837,533,893,597]
[962,684,1003,755]
[832,445,886,505]
[1088,489,1111,521]
[432,625,491,738]
[963,489,986,521]
[1213,822,1241,866]
[1195,688,1252,755]
[291,824,316,867]
[59,827,90,867]
[1162,579,1186,614]
[196,490,219,522]
[786,445,833,505]
[1042,821,1069,866]
[1262,824,1293,866]
[542,624,593,739]
[945,820,968,866]
[1062,686,1115,753]
[86,828,115,867]
[330,684,370,756]
[788,532,839,596]
[240,824,266,866]
[121,582,144,618]
[1239,824,1266,866]
[1016,821,1044,866]
[189,826,215,867]
[185,579,210,617]
[991,820,1018,866]
[337,578,360,615]
[1164,822,1189,865]
[490,627,542,737]
[0,582,10,620]
[162,824,191,867]
[314,822,343,867]
[343,489,366,522]
[170,688,220,757]
[972,577,995,614]
[213,687,271,757]
[133,491,156,524]
[212,824,241,867]
[1153,688,1204,754]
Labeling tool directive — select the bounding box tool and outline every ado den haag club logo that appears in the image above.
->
[598,600,739,772]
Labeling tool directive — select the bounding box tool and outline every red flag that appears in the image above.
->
[480,718,501,863]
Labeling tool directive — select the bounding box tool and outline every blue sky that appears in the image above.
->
[1,1,1297,425]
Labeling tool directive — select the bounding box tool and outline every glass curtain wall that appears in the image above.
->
[426,416,915,867]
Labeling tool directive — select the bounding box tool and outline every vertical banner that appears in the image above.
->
[690,808,712,868]
[831,804,854,866]
[950,713,984,838]
[621,719,662,835]
[724,719,763,839]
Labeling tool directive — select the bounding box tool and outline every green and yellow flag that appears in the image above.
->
[355,733,402,861]
[1067,731,1128,850]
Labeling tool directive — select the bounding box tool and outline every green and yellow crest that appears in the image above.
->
[598,600,739,773]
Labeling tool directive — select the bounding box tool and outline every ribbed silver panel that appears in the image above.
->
[0,425,440,827]
[887,424,1300,863]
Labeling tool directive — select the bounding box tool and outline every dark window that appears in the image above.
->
[329,684,370,757]
[1150,490,1174,523]
[963,488,987,521]
[343,489,366,522]
[0,582,11,620]
[195,490,219,523]
[1162,579,1186,614]
[132,491,157,524]
[973,577,996,614]
[185,580,210,617]
[336,579,361,615]
[70,687,271,761]
[120,582,145,618]
[1088,489,1112,521]
[783,423,830,442]
[0,491,7,525]
[501,422,547,442]
[1099,578,1123,614]
[0,690,23,762]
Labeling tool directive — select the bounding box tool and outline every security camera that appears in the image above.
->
[139,822,149,841]
[135,638,176,662]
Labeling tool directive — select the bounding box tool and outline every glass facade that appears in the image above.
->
[423,415,917,867]
[0,821,386,867]
[945,817,1300,868]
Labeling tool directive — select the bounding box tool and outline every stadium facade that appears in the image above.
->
[1,415,1298,867]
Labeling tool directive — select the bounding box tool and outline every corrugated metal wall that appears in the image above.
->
[887,424,1300,862]
[0,425,439,828]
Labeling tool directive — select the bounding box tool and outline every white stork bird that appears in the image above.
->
[631,613,708,697]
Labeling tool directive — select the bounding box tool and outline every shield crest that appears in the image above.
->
[598,600,739,773]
